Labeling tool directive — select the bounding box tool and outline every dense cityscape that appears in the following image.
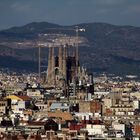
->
[1,1,140,140]
[0,39,140,140]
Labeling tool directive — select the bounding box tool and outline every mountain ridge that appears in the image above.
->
[0,22,140,76]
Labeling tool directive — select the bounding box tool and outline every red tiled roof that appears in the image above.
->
[28,121,45,126]
[16,95,31,101]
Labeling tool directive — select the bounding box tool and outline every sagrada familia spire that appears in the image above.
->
[46,43,94,97]
[46,45,80,87]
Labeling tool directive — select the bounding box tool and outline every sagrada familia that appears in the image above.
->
[46,44,93,96]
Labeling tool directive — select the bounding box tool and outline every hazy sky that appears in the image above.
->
[0,0,140,29]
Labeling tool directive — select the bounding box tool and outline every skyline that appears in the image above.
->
[0,0,140,30]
